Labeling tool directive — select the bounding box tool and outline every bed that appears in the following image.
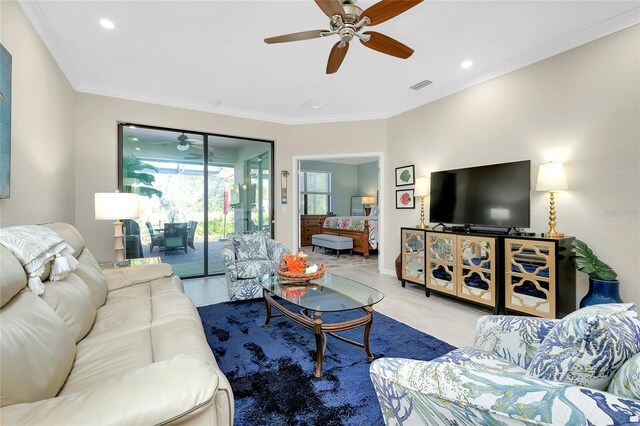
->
[321,207,379,258]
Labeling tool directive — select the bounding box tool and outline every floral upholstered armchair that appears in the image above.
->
[221,233,290,301]
[370,303,640,425]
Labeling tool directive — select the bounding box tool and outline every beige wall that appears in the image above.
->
[0,0,75,226]
[74,93,386,261]
[385,25,640,306]
[4,2,638,307]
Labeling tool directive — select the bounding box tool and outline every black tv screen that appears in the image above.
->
[429,160,531,228]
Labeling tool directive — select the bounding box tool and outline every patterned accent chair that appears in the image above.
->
[221,233,290,301]
[371,303,640,426]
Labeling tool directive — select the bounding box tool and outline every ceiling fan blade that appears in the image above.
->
[186,138,203,144]
[326,41,349,74]
[361,0,422,26]
[314,0,345,19]
[265,30,329,44]
[360,31,414,59]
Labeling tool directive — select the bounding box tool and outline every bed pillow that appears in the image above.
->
[608,353,640,399]
[233,233,268,261]
[527,303,640,390]
[368,206,380,218]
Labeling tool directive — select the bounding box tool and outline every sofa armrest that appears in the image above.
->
[370,357,640,426]
[220,243,238,280]
[474,315,558,369]
[267,239,290,263]
[102,263,173,291]
[0,355,219,426]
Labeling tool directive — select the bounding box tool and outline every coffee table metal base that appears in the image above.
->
[262,288,375,378]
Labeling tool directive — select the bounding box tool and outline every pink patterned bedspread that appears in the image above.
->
[322,216,378,249]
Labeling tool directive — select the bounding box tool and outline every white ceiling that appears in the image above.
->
[20,1,640,125]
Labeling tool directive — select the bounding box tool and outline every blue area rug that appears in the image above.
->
[198,300,456,426]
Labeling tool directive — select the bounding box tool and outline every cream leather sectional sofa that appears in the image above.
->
[0,223,233,425]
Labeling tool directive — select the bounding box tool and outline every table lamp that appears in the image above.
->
[95,192,140,262]
[361,196,376,215]
[415,177,430,229]
[536,162,568,238]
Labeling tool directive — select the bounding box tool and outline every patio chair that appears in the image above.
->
[124,219,143,259]
[164,222,188,255]
[145,221,164,253]
[187,220,198,250]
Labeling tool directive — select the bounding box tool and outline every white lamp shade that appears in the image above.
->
[95,192,140,220]
[536,162,568,192]
[415,177,431,197]
[361,196,376,205]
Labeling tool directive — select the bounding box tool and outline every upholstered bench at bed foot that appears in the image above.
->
[311,234,353,258]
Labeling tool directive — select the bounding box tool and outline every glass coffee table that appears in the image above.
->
[260,272,385,378]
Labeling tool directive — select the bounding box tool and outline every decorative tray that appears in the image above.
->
[276,263,325,281]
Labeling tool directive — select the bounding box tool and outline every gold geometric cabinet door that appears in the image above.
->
[505,239,556,318]
[426,233,456,295]
[402,229,425,284]
[457,236,496,307]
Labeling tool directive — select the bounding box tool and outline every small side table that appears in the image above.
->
[98,256,161,270]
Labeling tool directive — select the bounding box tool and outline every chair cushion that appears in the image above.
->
[236,260,278,279]
[527,303,640,390]
[233,233,268,261]
[607,353,640,400]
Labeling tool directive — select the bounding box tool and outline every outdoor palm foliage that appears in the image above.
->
[122,153,163,198]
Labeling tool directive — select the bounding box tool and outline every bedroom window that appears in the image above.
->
[299,171,331,215]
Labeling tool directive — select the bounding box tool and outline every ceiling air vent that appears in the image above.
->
[409,79,433,91]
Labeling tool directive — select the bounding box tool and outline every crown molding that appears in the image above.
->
[386,7,640,118]
[18,0,81,89]
[76,82,388,126]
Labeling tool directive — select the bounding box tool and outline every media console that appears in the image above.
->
[400,227,576,319]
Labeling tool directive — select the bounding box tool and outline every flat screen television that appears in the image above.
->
[429,160,531,228]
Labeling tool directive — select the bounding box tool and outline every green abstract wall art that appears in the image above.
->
[0,44,11,199]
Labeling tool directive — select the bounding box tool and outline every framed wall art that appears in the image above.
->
[396,189,415,209]
[395,165,414,187]
[0,44,11,199]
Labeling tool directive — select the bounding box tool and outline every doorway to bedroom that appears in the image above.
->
[292,153,384,273]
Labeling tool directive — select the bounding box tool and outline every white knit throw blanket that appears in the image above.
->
[0,225,78,295]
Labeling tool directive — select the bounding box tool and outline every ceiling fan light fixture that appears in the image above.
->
[177,143,190,152]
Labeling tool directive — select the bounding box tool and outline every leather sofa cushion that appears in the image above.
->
[40,274,97,342]
[0,246,26,308]
[72,248,107,310]
[0,290,76,407]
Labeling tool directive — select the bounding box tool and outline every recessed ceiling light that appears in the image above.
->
[135,147,141,151]
[99,19,115,30]
[132,137,139,141]
[128,125,135,129]
[461,60,473,69]
[301,100,326,110]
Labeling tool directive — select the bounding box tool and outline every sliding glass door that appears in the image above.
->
[119,124,273,278]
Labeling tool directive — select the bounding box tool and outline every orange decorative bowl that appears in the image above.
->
[277,263,325,281]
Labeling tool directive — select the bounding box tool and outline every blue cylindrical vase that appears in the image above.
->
[580,278,623,308]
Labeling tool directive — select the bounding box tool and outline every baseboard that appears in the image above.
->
[381,268,395,277]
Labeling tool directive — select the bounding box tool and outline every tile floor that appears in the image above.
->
[183,264,490,348]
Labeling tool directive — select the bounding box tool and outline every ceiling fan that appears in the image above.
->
[151,133,203,152]
[264,0,423,74]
